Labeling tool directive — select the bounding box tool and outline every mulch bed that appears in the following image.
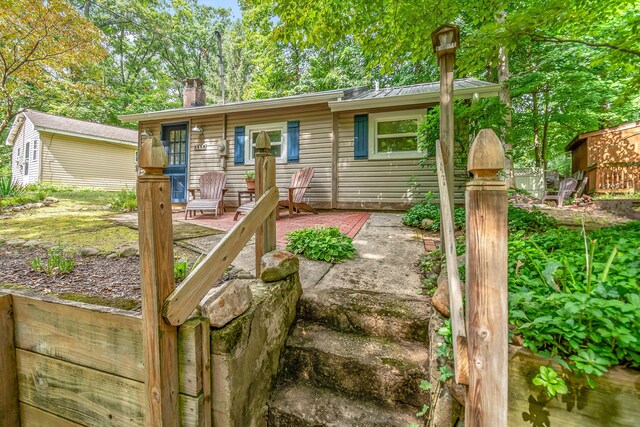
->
[0,244,142,308]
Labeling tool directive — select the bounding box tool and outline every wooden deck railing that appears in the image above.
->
[435,139,469,385]
[137,130,278,425]
[590,164,640,193]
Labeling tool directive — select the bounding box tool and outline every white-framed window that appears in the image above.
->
[244,122,287,165]
[32,140,38,160]
[368,109,425,160]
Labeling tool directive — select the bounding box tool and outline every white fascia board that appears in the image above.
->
[5,114,27,146]
[119,90,345,123]
[328,85,500,112]
[35,127,138,148]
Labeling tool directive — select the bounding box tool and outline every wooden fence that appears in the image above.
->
[0,292,209,426]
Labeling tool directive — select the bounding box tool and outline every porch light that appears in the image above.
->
[141,129,153,137]
[191,124,203,134]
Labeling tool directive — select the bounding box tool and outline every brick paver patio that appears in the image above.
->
[174,210,370,247]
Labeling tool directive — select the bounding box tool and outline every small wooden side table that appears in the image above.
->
[237,189,255,207]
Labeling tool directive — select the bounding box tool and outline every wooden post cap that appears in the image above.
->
[139,136,168,174]
[468,129,505,178]
[255,130,272,150]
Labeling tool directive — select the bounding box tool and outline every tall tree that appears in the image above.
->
[0,0,105,134]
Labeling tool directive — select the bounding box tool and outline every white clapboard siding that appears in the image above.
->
[337,109,466,209]
[40,132,137,190]
[10,116,41,186]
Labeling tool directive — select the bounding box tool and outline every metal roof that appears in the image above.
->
[119,78,500,122]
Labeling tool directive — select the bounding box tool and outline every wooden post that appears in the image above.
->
[137,136,180,426]
[465,129,508,427]
[0,294,20,426]
[432,24,460,217]
[254,130,277,276]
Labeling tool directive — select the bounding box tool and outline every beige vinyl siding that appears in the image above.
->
[40,132,137,190]
[141,103,334,209]
[11,117,41,185]
[337,108,466,210]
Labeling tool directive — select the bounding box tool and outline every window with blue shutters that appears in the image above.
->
[244,122,288,164]
[287,121,300,162]
[234,126,245,165]
[354,114,368,159]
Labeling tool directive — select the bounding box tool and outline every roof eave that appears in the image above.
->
[119,90,345,123]
[5,114,27,146]
[35,127,138,147]
[328,85,500,112]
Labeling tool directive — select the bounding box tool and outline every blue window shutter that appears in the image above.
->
[234,126,245,165]
[287,121,300,162]
[354,114,368,159]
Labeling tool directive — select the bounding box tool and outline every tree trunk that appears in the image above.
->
[496,11,512,131]
[532,92,542,167]
[541,91,550,169]
[84,1,91,17]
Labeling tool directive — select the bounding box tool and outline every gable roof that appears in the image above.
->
[5,109,137,147]
[565,120,640,151]
[119,78,500,122]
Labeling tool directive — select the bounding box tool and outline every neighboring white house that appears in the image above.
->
[5,110,138,190]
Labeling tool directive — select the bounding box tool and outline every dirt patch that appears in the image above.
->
[0,244,206,311]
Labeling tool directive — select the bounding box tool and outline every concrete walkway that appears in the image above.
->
[180,212,431,297]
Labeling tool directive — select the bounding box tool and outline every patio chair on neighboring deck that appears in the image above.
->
[541,177,578,206]
[185,172,227,219]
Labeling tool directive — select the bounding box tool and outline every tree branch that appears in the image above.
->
[526,33,640,56]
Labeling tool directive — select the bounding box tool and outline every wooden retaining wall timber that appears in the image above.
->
[2,292,210,426]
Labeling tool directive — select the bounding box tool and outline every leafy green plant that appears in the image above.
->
[174,255,203,282]
[244,170,255,179]
[30,244,75,275]
[285,226,356,262]
[509,222,640,384]
[110,189,137,212]
[438,365,454,382]
[0,176,25,197]
[507,206,558,233]
[402,192,465,231]
[403,195,555,234]
[532,366,568,397]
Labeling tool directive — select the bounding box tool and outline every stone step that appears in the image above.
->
[268,383,422,427]
[282,323,430,409]
[298,288,431,343]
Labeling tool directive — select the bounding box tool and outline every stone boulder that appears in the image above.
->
[432,272,450,318]
[260,250,299,283]
[200,279,253,328]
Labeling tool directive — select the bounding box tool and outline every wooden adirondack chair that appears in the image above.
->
[542,177,578,206]
[185,172,227,219]
[233,167,318,220]
[278,167,318,218]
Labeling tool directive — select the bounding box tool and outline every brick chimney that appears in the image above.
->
[183,78,205,107]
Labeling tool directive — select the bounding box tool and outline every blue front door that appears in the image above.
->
[161,123,188,203]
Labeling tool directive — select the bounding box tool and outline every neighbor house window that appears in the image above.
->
[32,140,38,160]
[368,110,424,159]
[244,122,287,164]
[24,142,30,175]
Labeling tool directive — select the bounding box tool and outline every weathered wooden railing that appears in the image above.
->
[137,130,278,425]
[435,139,468,385]
[590,164,639,193]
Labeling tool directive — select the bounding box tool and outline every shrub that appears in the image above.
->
[30,243,75,275]
[402,192,465,231]
[285,226,356,262]
[403,195,556,234]
[110,189,137,212]
[507,206,557,233]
